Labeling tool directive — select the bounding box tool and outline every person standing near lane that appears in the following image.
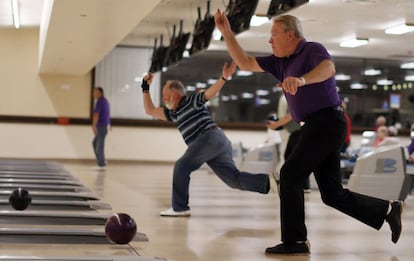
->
[267,94,310,193]
[92,87,110,171]
[214,10,402,255]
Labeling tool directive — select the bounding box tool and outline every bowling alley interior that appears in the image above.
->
[1,0,414,260]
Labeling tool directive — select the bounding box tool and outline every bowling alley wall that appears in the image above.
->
[1,28,411,162]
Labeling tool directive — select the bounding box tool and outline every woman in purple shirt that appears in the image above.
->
[215,10,402,255]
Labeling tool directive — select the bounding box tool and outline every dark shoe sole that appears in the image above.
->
[265,241,310,255]
[265,251,310,256]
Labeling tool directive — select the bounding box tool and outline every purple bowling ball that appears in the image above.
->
[105,213,137,244]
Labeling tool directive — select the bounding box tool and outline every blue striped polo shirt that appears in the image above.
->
[164,92,217,145]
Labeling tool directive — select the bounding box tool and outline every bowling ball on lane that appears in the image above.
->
[105,213,137,244]
[9,188,32,211]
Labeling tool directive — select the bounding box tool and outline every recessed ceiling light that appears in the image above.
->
[364,68,382,76]
[340,38,369,48]
[236,70,253,77]
[401,62,414,69]
[207,78,217,85]
[250,15,269,27]
[272,86,282,92]
[242,92,254,99]
[213,29,221,41]
[182,50,190,58]
[385,23,414,35]
[256,89,270,96]
[405,75,414,81]
[377,79,393,85]
[186,85,196,91]
[196,82,207,88]
[350,83,367,89]
[257,99,271,105]
[11,0,20,29]
[335,74,351,81]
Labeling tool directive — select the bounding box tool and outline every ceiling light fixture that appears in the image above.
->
[401,62,414,69]
[363,68,382,76]
[340,38,369,48]
[11,0,20,29]
[236,70,253,77]
[405,75,414,81]
[242,92,254,99]
[182,50,190,58]
[207,78,217,85]
[377,79,393,85]
[186,85,196,91]
[335,74,351,81]
[250,15,269,27]
[213,29,222,41]
[196,82,207,88]
[256,89,270,96]
[350,83,367,90]
[385,23,414,35]
[258,99,271,105]
[272,86,282,92]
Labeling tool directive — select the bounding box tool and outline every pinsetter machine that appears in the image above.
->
[347,145,413,201]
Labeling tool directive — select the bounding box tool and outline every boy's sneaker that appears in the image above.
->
[265,241,310,255]
[160,207,191,217]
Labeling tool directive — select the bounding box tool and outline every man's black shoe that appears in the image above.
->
[265,241,310,255]
[386,201,403,244]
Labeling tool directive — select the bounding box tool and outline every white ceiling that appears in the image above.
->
[1,0,414,75]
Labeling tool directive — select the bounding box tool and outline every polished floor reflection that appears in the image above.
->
[2,161,412,261]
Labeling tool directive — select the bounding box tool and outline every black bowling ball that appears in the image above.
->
[9,188,32,211]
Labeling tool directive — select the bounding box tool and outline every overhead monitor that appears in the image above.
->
[149,36,169,73]
[164,21,191,67]
[266,0,309,18]
[189,2,215,56]
[390,93,401,109]
[226,0,260,35]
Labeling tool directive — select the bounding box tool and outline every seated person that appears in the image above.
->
[374,126,400,148]
[374,126,389,147]
[407,138,414,163]
[374,115,387,131]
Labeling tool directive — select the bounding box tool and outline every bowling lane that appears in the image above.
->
[66,161,414,261]
[3,160,413,261]
[0,160,143,259]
